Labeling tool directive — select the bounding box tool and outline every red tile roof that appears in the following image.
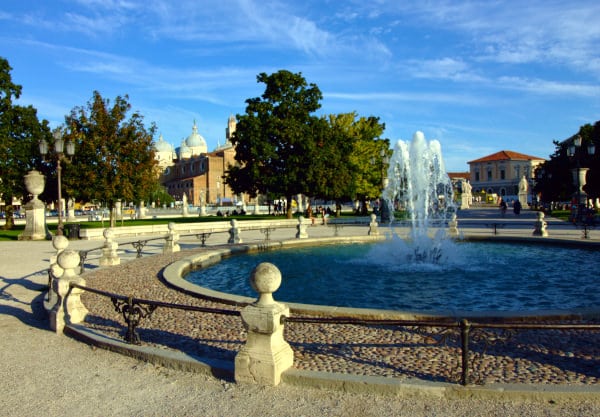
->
[468,150,545,164]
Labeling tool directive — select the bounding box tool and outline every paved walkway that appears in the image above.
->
[1,207,599,416]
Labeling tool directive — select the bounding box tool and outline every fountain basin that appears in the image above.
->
[163,236,600,319]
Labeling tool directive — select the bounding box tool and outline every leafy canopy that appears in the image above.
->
[63,91,159,222]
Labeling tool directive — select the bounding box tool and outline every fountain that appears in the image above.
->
[382,131,456,263]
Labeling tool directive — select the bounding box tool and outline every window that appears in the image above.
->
[487,170,492,181]
[500,169,505,180]
[475,172,480,182]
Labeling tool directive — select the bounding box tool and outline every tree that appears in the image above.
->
[534,122,598,204]
[307,113,388,216]
[63,91,158,226]
[225,70,323,218]
[0,57,50,229]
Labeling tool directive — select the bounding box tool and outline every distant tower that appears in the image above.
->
[226,115,236,142]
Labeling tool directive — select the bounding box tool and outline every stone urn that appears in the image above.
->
[24,170,45,199]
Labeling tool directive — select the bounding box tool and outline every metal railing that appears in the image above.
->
[69,282,241,345]
[66,280,600,386]
[282,315,600,386]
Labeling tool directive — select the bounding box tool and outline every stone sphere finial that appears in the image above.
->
[250,262,282,305]
[57,249,81,279]
[103,228,114,240]
[52,235,69,252]
[168,222,176,231]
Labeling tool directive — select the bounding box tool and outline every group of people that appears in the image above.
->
[499,198,522,217]
[306,205,331,225]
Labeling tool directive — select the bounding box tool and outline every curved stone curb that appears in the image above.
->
[64,322,600,400]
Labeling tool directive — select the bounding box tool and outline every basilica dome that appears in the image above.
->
[155,134,174,153]
[185,120,207,153]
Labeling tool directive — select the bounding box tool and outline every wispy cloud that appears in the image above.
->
[497,76,600,97]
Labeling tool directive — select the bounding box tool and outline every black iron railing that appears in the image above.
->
[283,315,600,386]
[69,283,241,345]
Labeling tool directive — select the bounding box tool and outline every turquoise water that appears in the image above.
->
[185,241,600,312]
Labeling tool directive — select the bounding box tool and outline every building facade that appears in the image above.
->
[156,116,237,206]
[468,150,545,202]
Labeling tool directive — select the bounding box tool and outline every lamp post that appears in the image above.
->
[567,135,595,232]
[39,129,75,236]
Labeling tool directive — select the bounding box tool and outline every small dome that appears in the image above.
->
[185,120,207,150]
[155,134,174,153]
[179,140,191,159]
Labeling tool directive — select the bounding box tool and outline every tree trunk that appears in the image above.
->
[3,205,15,230]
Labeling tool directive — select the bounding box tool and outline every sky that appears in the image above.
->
[1,0,599,172]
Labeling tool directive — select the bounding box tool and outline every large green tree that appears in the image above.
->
[63,91,158,226]
[225,70,323,218]
[0,57,50,229]
[534,122,598,204]
[308,112,388,215]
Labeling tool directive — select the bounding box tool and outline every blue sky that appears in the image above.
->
[1,1,599,172]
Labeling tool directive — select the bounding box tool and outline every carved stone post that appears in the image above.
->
[163,222,180,254]
[228,219,242,244]
[533,212,548,237]
[99,228,120,266]
[296,215,308,239]
[368,213,379,236]
[447,213,459,236]
[18,170,51,240]
[235,263,294,386]
[49,249,88,334]
[45,235,69,311]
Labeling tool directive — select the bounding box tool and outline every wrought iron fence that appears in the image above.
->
[67,282,600,386]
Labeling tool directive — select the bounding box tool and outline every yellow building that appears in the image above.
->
[468,150,545,202]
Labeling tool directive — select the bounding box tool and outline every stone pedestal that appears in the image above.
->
[99,228,120,266]
[45,235,70,311]
[228,219,242,244]
[235,263,294,386]
[19,170,51,241]
[163,222,180,254]
[368,213,379,236]
[296,216,308,239]
[115,199,122,221]
[67,198,76,222]
[447,213,459,236]
[49,249,88,334]
[533,212,548,237]
[137,201,147,219]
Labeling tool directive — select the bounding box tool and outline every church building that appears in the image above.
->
[155,116,237,206]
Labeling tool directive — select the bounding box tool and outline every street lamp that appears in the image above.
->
[567,135,595,233]
[39,129,75,236]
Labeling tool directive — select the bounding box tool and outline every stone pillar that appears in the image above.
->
[67,198,76,222]
[163,222,180,254]
[137,201,147,219]
[533,212,548,237]
[45,235,70,311]
[253,194,261,215]
[99,228,120,266]
[182,194,189,217]
[228,219,242,244]
[368,213,379,236]
[296,215,308,239]
[235,263,294,386]
[18,170,51,240]
[447,213,459,237]
[49,249,88,334]
[296,194,304,213]
[115,199,122,221]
